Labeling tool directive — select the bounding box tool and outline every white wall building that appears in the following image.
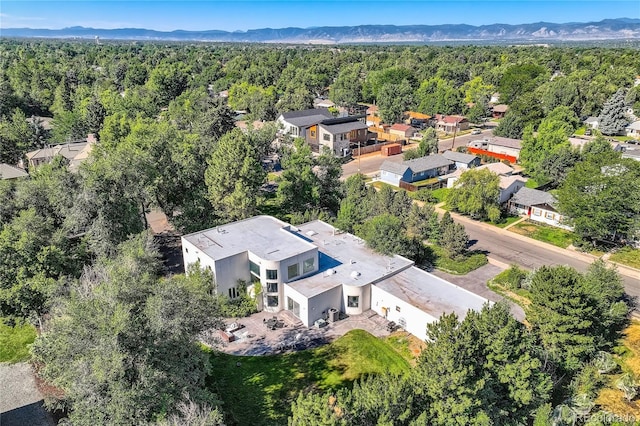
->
[182,216,489,340]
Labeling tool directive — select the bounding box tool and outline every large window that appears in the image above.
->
[266,269,278,280]
[288,263,299,279]
[267,282,278,293]
[303,258,315,274]
[347,296,359,308]
[323,133,331,141]
[267,296,279,307]
[249,260,260,277]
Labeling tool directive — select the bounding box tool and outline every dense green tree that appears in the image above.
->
[415,77,463,116]
[205,129,266,222]
[228,82,277,121]
[556,156,640,245]
[446,168,501,222]
[330,64,362,107]
[439,222,469,259]
[599,88,629,136]
[499,64,547,104]
[404,128,439,160]
[0,108,46,163]
[31,235,223,424]
[406,203,439,241]
[378,80,414,124]
[146,62,190,106]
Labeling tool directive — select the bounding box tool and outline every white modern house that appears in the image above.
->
[182,216,488,341]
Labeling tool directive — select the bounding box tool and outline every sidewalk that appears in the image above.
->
[436,205,640,279]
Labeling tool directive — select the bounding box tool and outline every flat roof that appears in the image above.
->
[287,220,414,298]
[182,215,316,262]
[375,266,489,319]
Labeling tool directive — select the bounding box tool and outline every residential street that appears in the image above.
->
[454,213,640,297]
[341,128,494,178]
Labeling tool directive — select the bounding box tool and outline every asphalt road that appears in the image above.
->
[459,216,640,297]
[342,128,493,178]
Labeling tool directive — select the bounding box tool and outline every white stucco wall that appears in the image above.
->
[370,285,435,342]
[499,180,525,204]
[306,286,343,326]
[342,283,370,316]
[530,207,573,230]
[283,285,311,326]
[380,170,402,186]
[488,144,520,159]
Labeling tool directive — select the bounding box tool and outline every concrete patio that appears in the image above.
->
[211,309,394,356]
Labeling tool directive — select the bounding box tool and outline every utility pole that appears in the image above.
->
[357,140,361,173]
[451,123,459,150]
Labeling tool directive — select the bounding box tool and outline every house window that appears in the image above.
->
[303,258,315,274]
[249,260,260,277]
[228,287,239,299]
[545,212,554,220]
[266,269,278,280]
[347,296,359,308]
[288,263,299,279]
[532,209,541,216]
[311,130,316,138]
[267,282,278,293]
[267,296,279,307]
[323,133,331,141]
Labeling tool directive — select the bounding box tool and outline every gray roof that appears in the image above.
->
[375,266,489,320]
[285,114,334,128]
[403,154,453,174]
[626,121,640,130]
[0,164,29,180]
[380,160,409,175]
[510,187,557,208]
[319,120,368,135]
[442,150,478,165]
[584,116,599,123]
[182,215,317,262]
[26,142,90,161]
[487,136,522,150]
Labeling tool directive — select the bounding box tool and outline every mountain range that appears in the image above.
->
[3,18,640,43]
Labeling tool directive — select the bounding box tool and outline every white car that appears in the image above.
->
[471,129,482,135]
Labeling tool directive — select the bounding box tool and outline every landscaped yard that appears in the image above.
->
[609,247,640,270]
[431,245,488,275]
[487,214,522,229]
[486,267,532,309]
[430,187,451,203]
[206,329,411,425]
[0,318,37,363]
[509,221,575,248]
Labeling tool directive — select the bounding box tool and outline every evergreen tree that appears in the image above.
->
[598,88,629,136]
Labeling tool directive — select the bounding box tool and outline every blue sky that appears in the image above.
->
[1,1,639,31]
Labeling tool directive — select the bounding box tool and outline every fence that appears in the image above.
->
[352,140,402,156]
[467,147,517,164]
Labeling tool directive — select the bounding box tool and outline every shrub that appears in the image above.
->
[496,264,528,290]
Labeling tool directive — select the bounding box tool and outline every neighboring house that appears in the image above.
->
[498,175,527,204]
[25,134,97,170]
[445,161,513,189]
[278,109,367,156]
[389,123,417,139]
[442,150,480,169]
[405,111,431,129]
[491,104,509,118]
[182,215,489,341]
[380,154,453,186]
[318,116,369,156]
[509,187,571,230]
[626,121,640,139]
[0,163,29,180]
[467,136,522,162]
[314,98,335,109]
[621,146,640,161]
[584,116,599,130]
[277,108,333,139]
[434,114,469,133]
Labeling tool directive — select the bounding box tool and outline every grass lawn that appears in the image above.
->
[431,245,488,275]
[610,247,640,270]
[0,318,37,363]
[383,331,427,365]
[509,221,575,248]
[371,181,397,191]
[430,188,450,203]
[487,215,522,229]
[524,179,540,189]
[486,267,532,309]
[206,329,410,425]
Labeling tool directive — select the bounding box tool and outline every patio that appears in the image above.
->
[208,309,394,356]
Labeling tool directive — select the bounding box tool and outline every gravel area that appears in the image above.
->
[0,363,55,426]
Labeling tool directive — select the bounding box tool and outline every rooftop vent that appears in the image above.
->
[350,271,361,279]
[305,230,317,237]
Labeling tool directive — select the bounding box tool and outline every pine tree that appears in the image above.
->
[598,88,629,136]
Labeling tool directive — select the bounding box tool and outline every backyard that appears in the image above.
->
[206,329,412,425]
[0,318,37,363]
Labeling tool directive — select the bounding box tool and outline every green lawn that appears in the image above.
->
[610,247,640,270]
[509,221,575,248]
[0,318,37,363]
[431,245,488,275]
[206,329,410,425]
[524,179,540,189]
[430,188,451,203]
[574,126,586,136]
[488,215,522,229]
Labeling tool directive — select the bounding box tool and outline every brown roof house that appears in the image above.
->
[491,104,509,118]
[25,134,97,171]
[0,164,29,180]
[434,114,469,133]
[389,123,417,139]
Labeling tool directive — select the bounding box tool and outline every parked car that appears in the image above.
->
[585,128,592,136]
[471,129,482,135]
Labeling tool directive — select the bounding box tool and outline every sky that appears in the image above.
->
[1,0,639,31]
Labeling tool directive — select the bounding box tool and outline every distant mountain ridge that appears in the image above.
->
[3,18,640,43]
